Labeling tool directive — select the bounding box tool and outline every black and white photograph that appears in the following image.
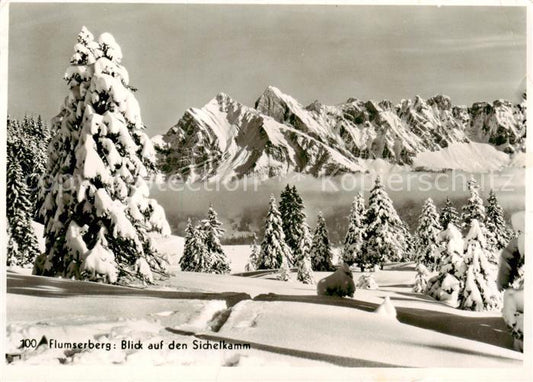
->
[1,1,531,380]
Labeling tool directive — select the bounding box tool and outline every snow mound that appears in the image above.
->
[175,300,227,332]
[502,288,523,344]
[355,274,379,290]
[412,142,510,172]
[374,296,397,319]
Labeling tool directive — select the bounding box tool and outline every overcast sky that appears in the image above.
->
[8,3,526,136]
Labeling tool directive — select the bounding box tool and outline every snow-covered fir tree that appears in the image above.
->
[36,28,171,282]
[403,228,416,261]
[458,220,502,311]
[361,177,408,270]
[310,212,336,272]
[342,193,366,267]
[6,158,41,266]
[199,205,230,274]
[439,197,460,230]
[279,185,295,246]
[485,190,513,251]
[180,221,211,272]
[257,195,292,269]
[355,273,378,290]
[296,251,314,284]
[294,220,314,284]
[180,219,195,270]
[461,177,486,230]
[293,214,313,263]
[244,233,260,272]
[279,184,307,265]
[460,177,498,258]
[426,223,466,307]
[414,198,442,271]
[412,263,431,293]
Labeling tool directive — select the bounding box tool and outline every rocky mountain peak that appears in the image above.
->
[158,88,526,181]
[306,99,324,113]
[254,85,291,122]
[427,94,452,110]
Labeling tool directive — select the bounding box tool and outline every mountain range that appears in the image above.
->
[155,86,526,181]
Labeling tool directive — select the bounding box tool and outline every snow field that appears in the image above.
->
[413,142,510,172]
[6,281,328,367]
[218,300,521,368]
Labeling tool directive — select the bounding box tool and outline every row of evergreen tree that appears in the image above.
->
[412,179,515,311]
[340,176,513,273]
[234,176,513,293]
[180,186,320,284]
[179,206,231,274]
[414,181,512,272]
[6,115,50,266]
[341,177,412,270]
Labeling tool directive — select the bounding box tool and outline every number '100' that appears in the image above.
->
[20,339,37,348]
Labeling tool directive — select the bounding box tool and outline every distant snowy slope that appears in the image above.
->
[509,151,526,168]
[412,142,510,172]
[149,233,184,265]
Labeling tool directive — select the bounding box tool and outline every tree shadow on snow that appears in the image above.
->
[416,343,521,364]
[7,272,250,307]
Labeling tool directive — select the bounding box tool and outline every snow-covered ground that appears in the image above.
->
[6,229,523,368]
[6,257,522,368]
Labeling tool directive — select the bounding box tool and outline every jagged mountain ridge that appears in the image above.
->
[158,86,526,181]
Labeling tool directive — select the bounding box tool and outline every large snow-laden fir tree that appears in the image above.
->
[199,205,231,274]
[35,28,171,283]
[310,212,336,272]
[180,219,211,272]
[426,223,466,307]
[6,157,41,266]
[361,177,409,270]
[257,195,292,269]
[414,198,442,271]
[342,193,366,267]
[439,197,460,230]
[458,219,502,311]
[485,190,513,251]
